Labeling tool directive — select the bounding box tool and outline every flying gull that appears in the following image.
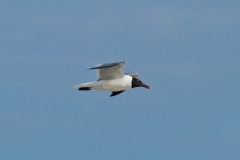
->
[73,62,150,97]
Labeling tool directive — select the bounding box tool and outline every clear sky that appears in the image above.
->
[1,1,240,160]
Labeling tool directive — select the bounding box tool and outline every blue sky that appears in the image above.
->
[1,1,240,159]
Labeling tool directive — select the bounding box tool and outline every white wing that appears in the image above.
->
[89,62,127,80]
[125,73,138,78]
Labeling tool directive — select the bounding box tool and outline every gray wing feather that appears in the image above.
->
[89,62,126,70]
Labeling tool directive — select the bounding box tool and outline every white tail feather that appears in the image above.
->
[72,82,96,88]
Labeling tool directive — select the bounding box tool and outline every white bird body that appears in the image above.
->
[73,62,149,97]
[73,75,132,92]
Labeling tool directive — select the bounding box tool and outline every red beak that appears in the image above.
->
[142,84,150,89]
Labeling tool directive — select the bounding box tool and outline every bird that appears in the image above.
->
[72,62,150,97]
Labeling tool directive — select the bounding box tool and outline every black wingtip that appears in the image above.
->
[110,94,117,97]
[110,90,125,97]
[78,87,91,91]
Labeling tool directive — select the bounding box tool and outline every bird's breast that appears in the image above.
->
[93,75,132,91]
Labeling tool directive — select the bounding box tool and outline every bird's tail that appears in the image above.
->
[72,82,95,89]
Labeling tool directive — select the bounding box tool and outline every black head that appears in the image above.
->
[131,78,150,89]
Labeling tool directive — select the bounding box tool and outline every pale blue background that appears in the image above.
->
[1,1,240,160]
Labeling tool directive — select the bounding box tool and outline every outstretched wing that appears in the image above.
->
[89,62,127,80]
